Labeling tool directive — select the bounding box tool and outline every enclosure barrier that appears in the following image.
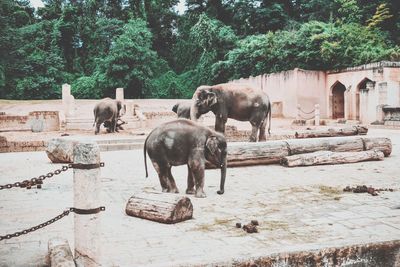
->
[0,141,105,266]
[296,104,320,126]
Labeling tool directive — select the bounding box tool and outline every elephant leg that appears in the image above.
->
[249,121,258,142]
[258,118,267,141]
[95,121,102,135]
[189,159,206,198]
[186,165,195,194]
[215,116,227,133]
[110,117,117,133]
[152,162,169,192]
[167,166,179,193]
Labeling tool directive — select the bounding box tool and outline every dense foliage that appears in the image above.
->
[0,0,399,99]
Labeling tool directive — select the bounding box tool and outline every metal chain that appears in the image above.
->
[298,114,316,120]
[0,165,69,190]
[0,207,105,241]
[297,107,315,115]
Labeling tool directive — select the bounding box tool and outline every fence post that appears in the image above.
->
[296,104,301,120]
[73,141,102,266]
[116,88,124,101]
[315,104,320,126]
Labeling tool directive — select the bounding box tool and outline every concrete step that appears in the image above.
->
[96,137,145,145]
[99,142,143,151]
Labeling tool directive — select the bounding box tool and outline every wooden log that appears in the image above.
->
[285,136,365,155]
[295,126,368,139]
[281,150,384,167]
[221,136,391,168]
[226,140,289,167]
[125,192,193,224]
[362,137,392,157]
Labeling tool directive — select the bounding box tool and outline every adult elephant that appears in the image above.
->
[144,119,227,198]
[190,83,271,142]
[93,98,126,135]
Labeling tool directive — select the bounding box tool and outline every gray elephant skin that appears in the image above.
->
[93,98,125,135]
[190,83,271,142]
[144,119,227,198]
[172,102,191,119]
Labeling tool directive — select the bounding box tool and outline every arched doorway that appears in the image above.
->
[356,78,373,121]
[331,82,346,119]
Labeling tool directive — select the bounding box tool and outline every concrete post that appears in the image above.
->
[73,141,101,267]
[62,84,71,118]
[116,88,124,101]
[315,104,320,126]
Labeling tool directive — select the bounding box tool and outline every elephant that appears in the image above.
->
[144,119,227,198]
[93,98,126,135]
[190,83,271,142]
[172,102,191,119]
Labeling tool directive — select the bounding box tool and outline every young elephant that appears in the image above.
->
[190,83,271,142]
[172,102,191,119]
[93,98,126,135]
[144,119,227,198]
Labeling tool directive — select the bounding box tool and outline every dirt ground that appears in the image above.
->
[1,100,400,266]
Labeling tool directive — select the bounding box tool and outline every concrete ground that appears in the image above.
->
[0,128,399,266]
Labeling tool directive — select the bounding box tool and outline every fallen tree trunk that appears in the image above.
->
[226,140,289,167]
[281,150,384,167]
[223,136,391,168]
[125,192,193,224]
[295,126,368,139]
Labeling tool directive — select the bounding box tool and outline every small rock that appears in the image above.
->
[243,223,258,233]
[251,220,259,226]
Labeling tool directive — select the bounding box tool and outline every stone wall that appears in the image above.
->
[0,111,60,132]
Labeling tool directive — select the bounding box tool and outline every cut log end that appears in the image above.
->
[125,192,193,224]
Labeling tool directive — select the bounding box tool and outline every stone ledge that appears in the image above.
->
[221,240,400,267]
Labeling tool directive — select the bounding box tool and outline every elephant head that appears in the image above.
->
[190,86,218,121]
[116,100,126,117]
[205,134,227,195]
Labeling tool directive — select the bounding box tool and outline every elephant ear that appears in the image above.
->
[206,136,219,154]
[206,91,218,107]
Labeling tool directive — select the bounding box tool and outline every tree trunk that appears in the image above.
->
[125,192,193,224]
[281,150,384,167]
[295,126,368,138]
[226,140,290,167]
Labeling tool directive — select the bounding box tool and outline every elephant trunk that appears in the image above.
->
[217,158,227,195]
[190,98,199,121]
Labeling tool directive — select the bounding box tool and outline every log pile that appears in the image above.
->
[224,136,391,168]
[125,192,193,224]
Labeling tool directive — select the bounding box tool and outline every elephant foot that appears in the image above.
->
[168,187,179,193]
[195,190,206,198]
[186,188,195,195]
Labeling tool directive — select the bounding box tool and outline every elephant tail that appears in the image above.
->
[268,103,272,135]
[93,108,97,127]
[144,134,149,178]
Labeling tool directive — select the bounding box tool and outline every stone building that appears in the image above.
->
[233,61,400,125]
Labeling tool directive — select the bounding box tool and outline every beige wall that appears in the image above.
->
[232,61,400,124]
[232,69,326,118]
